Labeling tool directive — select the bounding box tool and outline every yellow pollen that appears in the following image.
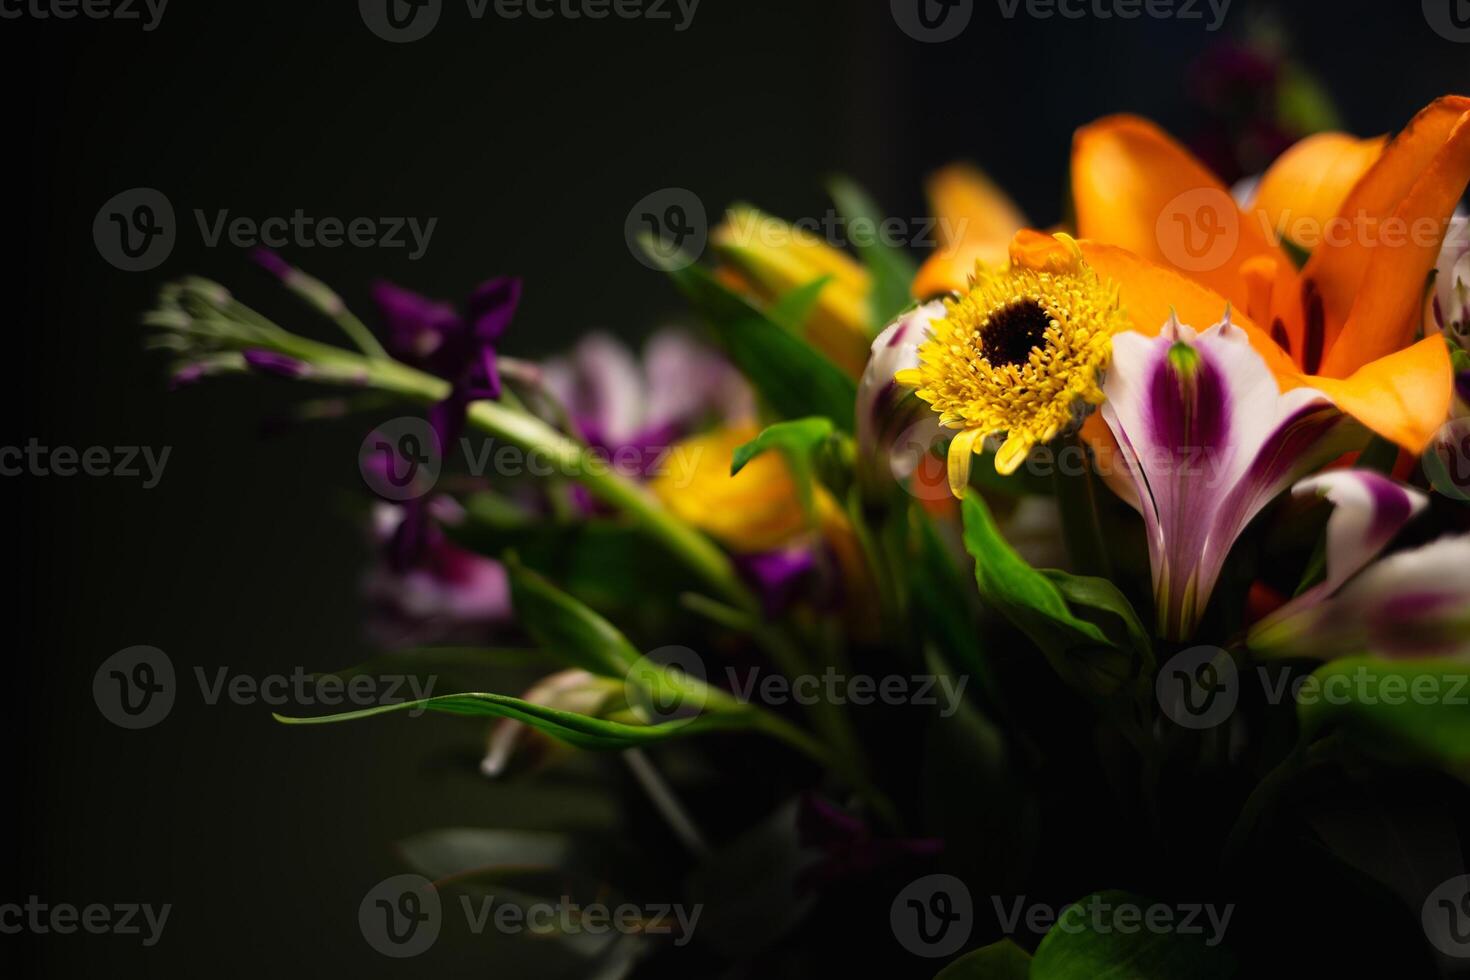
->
[894,236,1126,496]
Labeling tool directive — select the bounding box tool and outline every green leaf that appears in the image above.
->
[637,233,857,432]
[767,276,834,334]
[962,493,1131,695]
[274,691,758,749]
[935,939,1031,979]
[1297,657,1470,770]
[507,559,642,678]
[1030,891,1236,979]
[827,175,918,326]
[731,417,836,475]
[732,417,836,519]
[1042,570,1153,671]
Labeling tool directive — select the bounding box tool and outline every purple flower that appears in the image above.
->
[364,498,512,648]
[372,277,522,447]
[541,329,752,475]
[1249,472,1470,660]
[1100,313,1353,640]
[1425,215,1470,349]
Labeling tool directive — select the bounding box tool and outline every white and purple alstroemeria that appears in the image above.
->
[1249,471,1470,660]
[541,329,753,478]
[1426,214,1470,350]
[372,277,523,448]
[857,300,947,487]
[1100,314,1352,640]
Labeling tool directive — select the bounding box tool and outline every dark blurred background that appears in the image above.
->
[4,0,1468,975]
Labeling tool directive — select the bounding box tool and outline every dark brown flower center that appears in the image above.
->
[981,300,1052,368]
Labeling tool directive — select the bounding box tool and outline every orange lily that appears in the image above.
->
[921,98,1470,454]
[912,163,1029,301]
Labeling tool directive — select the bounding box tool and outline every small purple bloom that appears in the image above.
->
[243,349,312,379]
[364,498,512,648]
[372,276,523,448]
[736,548,817,616]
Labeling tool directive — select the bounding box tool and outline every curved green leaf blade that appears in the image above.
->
[935,939,1031,979]
[962,493,1131,695]
[1297,657,1470,770]
[508,560,641,678]
[274,691,760,749]
[1030,891,1236,979]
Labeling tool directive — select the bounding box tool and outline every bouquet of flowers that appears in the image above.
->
[142,78,1470,976]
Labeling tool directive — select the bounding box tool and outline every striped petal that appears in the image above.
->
[1250,536,1470,661]
[1261,471,1429,634]
[1101,314,1351,639]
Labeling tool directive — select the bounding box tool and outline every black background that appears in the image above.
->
[5,0,1469,976]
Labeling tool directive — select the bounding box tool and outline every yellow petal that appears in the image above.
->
[993,432,1032,476]
[713,207,873,376]
[947,428,983,498]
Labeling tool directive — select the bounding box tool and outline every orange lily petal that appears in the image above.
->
[1291,336,1453,453]
[1321,108,1470,376]
[1251,132,1386,248]
[1302,96,1470,356]
[913,163,1027,299]
[1073,115,1285,312]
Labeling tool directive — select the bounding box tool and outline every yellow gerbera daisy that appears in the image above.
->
[896,234,1127,496]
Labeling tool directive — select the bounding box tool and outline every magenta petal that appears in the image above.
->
[465,276,522,342]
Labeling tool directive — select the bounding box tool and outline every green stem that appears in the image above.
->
[1052,432,1110,579]
[255,331,758,614]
